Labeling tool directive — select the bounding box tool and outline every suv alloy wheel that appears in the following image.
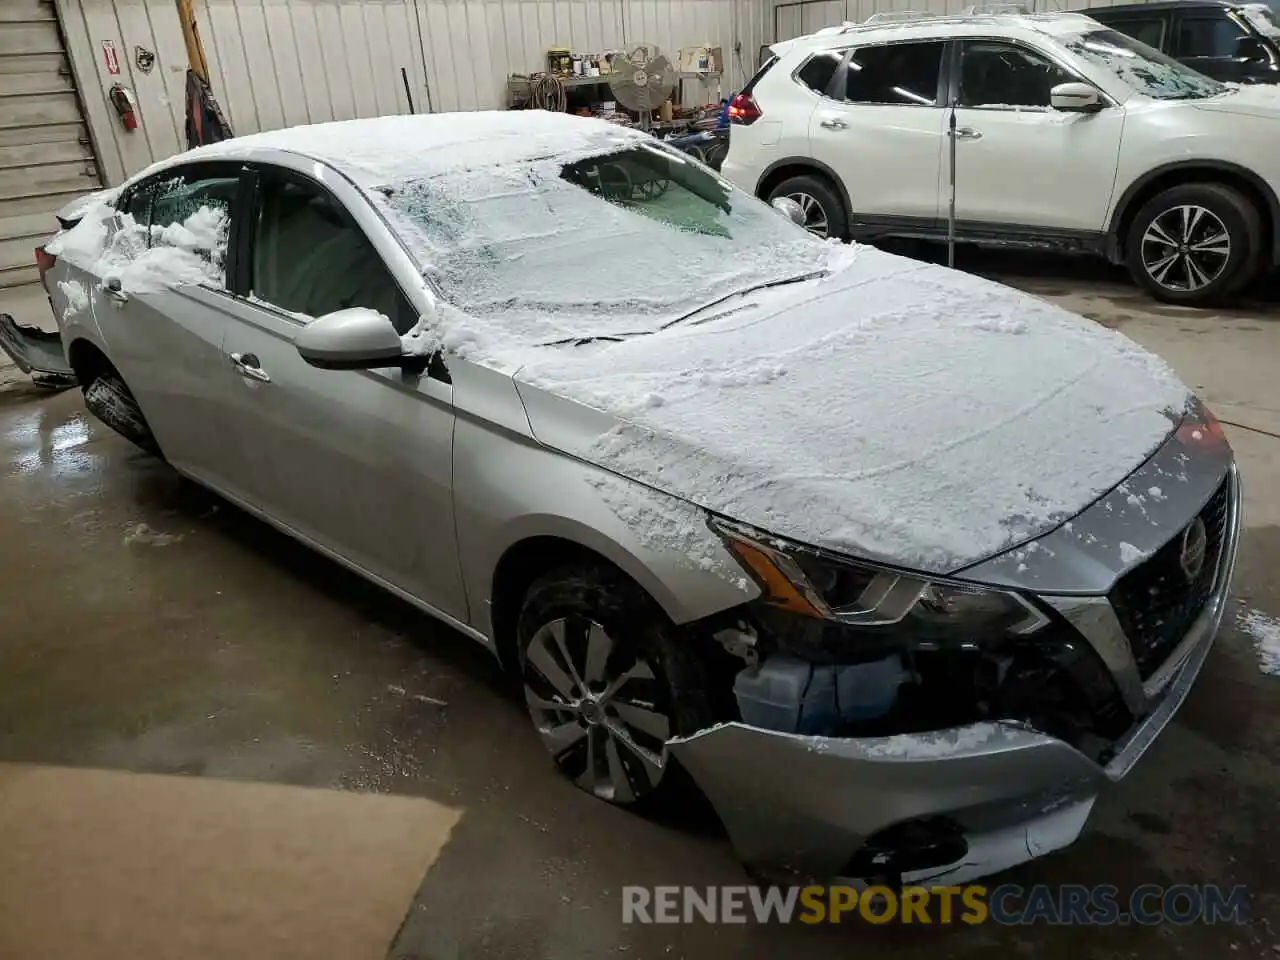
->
[768,174,848,240]
[1125,183,1263,305]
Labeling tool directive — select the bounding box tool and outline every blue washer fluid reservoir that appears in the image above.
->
[732,654,906,734]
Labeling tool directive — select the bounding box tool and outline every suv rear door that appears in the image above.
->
[807,40,947,228]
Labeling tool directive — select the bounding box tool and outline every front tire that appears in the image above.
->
[516,566,713,808]
[767,174,848,241]
[1125,183,1261,306]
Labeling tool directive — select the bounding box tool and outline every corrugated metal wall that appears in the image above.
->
[769,0,1151,41]
[56,0,768,186]
[198,0,766,126]
[55,0,191,184]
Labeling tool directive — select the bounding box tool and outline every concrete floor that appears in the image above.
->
[1,263,1279,958]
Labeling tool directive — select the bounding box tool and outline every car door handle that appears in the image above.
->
[819,117,848,130]
[229,351,271,383]
[951,126,983,141]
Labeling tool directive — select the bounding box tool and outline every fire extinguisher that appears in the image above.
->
[108,83,138,131]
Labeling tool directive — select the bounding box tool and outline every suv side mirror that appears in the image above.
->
[1050,81,1104,113]
[295,307,404,370]
[1235,35,1268,62]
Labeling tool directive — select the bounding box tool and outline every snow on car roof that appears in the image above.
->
[178,111,647,187]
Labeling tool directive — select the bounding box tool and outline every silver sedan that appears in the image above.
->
[9,111,1239,886]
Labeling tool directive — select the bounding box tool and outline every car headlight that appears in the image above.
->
[712,517,1048,657]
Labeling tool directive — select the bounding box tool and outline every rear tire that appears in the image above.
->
[1125,183,1262,306]
[767,174,848,241]
[83,369,162,457]
[516,565,713,809]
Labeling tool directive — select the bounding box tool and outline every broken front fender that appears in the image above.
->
[0,313,74,382]
[667,720,1106,884]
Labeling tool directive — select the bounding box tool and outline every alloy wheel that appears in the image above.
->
[522,617,672,803]
[785,192,830,238]
[1140,204,1231,293]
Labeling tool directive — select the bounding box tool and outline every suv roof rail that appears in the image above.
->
[962,2,1031,13]
[862,9,941,22]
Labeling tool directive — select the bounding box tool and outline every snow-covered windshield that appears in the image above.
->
[382,142,826,345]
[1240,3,1280,39]
[1063,28,1228,99]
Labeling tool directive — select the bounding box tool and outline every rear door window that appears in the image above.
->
[117,165,240,287]
[249,169,418,334]
[842,41,945,105]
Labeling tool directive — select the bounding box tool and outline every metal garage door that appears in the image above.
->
[0,0,101,289]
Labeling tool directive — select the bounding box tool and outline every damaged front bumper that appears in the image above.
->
[668,466,1241,886]
[0,312,74,383]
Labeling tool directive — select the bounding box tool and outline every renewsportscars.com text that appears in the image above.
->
[622,884,1250,925]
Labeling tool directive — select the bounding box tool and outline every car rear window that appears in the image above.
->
[795,50,843,95]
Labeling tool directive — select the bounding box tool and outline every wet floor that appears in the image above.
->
[1,273,1279,957]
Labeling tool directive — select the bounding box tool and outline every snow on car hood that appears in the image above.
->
[1195,83,1280,120]
[511,248,1190,574]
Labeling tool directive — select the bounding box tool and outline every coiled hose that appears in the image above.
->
[530,73,568,112]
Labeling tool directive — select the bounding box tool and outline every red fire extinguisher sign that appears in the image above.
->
[102,40,120,76]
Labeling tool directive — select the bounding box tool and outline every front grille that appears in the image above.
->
[1110,477,1230,679]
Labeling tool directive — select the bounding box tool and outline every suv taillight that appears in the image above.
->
[34,246,56,291]
[727,93,762,125]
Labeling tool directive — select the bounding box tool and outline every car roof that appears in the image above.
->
[773,10,1103,54]
[143,110,648,189]
[1081,0,1239,12]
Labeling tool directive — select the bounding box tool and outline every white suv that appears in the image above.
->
[722,10,1280,305]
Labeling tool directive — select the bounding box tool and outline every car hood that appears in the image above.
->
[511,247,1191,574]
[1193,84,1280,120]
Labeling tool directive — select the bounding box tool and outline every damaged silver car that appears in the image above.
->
[10,111,1239,886]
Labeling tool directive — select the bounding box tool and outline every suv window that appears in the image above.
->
[1107,17,1167,49]
[122,168,238,285]
[251,171,417,334]
[795,50,843,96]
[843,41,943,105]
[1178,13,1250,57]
[959,41,1076,108]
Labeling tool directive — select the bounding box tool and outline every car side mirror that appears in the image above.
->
[295,307,404,370]
[1050,81,1104,113]
[1235,36,1268,63]
[771,196,806,227]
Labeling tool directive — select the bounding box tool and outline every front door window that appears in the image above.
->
[959,41,1076,109]
[251,172,417,333]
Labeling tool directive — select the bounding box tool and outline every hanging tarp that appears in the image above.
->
[184,68,233,149]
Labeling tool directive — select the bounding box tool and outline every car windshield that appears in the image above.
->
[381,142,826,345]
[1240,2,1280,38]
[1063,27,1229,99]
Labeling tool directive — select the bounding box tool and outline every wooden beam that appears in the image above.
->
[174,0,209,83]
